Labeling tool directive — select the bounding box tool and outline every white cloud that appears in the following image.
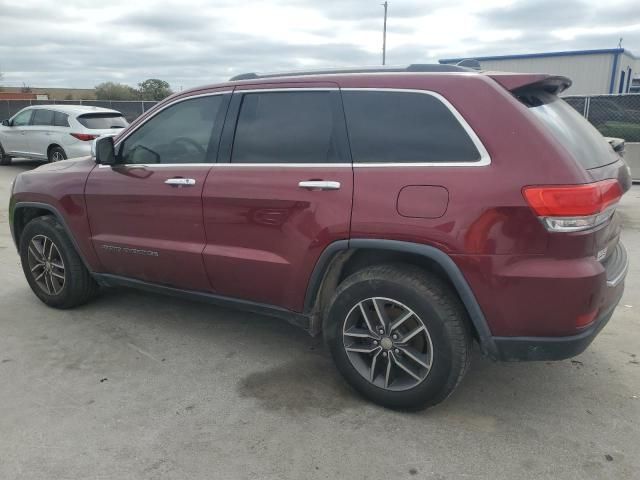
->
[0,0,638,89]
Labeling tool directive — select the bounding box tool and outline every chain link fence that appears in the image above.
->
[564,93,640,142]
[0,99,158,123]
[3,95,640,142]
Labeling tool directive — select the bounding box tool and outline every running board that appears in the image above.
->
[93,273,312,333]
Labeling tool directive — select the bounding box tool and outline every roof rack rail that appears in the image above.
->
[455,59,482,70]
[228,63,475,81]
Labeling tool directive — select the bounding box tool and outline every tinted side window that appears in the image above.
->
[231,91,339,164]
[53,112,70,127]
[342,91,480,163]
[32,109,55,126]
[120,95,224,164]
[12,109,32,126]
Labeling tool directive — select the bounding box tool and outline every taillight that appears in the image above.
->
[523,179,623,232]
[70,133,98,141]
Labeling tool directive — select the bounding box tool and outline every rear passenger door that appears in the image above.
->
[29,109,56,159]
[202,86,353,312]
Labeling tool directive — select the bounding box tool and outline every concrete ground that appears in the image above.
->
[1,159,639,480]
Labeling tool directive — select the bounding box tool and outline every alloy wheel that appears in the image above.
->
[27,235,66,296]
[342,297,434,391]
[52,151,65,162]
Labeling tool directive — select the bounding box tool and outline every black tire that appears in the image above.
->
[20,215,98,309]
[48,146,67,163]
[0,143,11,165]
[325,264,472,410]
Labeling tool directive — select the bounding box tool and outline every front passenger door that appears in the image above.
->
[85,90,231,291]
[3,109,33,155]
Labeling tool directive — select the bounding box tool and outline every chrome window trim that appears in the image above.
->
[341,87,491,167]
[234,87,338,93]
[109,87,490,169]
[99,163,352,168]
[97,163,214,169]
[214,163,352,168]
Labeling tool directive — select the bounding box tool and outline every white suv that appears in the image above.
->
[0,105,128,165]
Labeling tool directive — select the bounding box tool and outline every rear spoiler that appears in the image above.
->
[486,72,572,95]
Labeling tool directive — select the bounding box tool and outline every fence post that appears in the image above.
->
[584,96,590,120]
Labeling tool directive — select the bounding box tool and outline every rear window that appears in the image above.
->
[342,91,481,163]
[77,113,128,129]
[518,91,619,169]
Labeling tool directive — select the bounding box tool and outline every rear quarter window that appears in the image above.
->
[77,113,128,129]
[53,112,69,127]
[342,90,481,163]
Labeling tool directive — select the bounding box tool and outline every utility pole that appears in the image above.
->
[382,1,388,65]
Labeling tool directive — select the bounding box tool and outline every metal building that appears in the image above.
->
[440,48,639,96]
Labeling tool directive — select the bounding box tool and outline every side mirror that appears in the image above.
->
[605,137,625,156]
[1,119,10,127]
[92,135,117,165]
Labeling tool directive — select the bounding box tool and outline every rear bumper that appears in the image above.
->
[492,292,622,361]
[454,240,629,361]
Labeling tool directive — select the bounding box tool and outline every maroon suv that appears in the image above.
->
[8,65,631,409]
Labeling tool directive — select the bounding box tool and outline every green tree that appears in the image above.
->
[95,81,139,100]
[138,78,173,101]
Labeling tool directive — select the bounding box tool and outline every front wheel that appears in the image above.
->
[325,264,472,410]
[0,143,11,165]
[20,215,98,308]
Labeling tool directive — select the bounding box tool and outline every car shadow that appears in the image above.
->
[78,286,632,422]
[4,158,45,171]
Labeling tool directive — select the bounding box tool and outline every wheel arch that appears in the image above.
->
[11,202,92,272]
[47,144,65,159]
[305,239,498,358]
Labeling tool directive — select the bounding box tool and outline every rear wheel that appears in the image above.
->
[325,264,472,410]
[0,143,11,165]
[48,146,67,162]
[20,216,98,308]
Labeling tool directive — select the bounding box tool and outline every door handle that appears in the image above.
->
[298,180,341,190]
[165,178,196,186]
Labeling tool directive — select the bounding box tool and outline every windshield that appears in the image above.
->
[77,113,128,129]
[519,91,618,169]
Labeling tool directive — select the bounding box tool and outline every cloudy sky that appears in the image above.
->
[1,0,639,90]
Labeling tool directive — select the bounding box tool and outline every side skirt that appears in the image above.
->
[93,273,312,332]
